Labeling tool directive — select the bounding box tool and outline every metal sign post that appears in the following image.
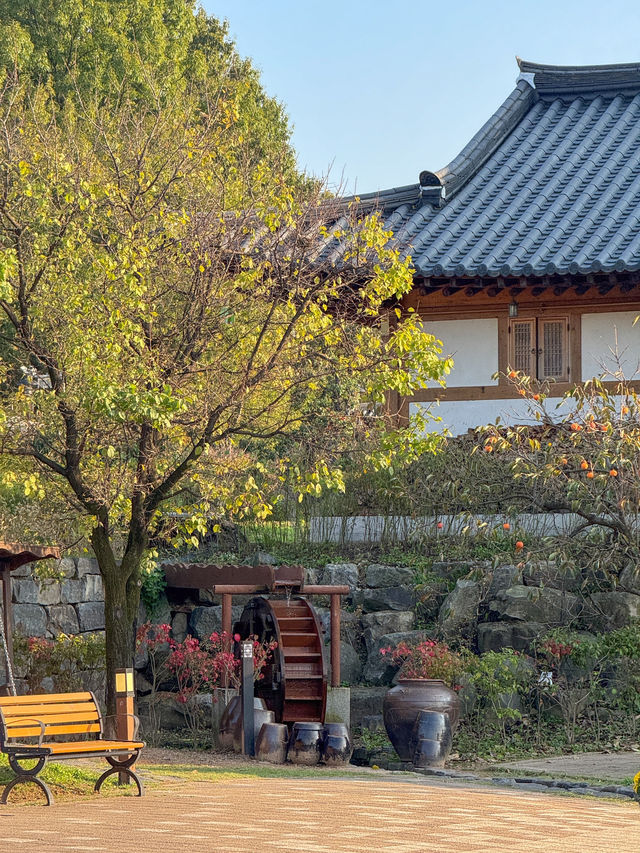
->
[241,641,255,756]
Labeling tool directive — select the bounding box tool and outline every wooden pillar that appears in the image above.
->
[330,593,341,688]
[1,564,13,674]
[221,593,233,687]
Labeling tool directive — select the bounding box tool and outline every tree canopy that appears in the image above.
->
[0,0,449,710]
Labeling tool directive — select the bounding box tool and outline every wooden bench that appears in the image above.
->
[0,691,145,805]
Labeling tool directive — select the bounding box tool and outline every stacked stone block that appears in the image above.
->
[12,557,105,637]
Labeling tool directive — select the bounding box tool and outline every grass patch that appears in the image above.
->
[0,753,147,805]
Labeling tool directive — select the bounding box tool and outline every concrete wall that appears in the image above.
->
[423,318,499,388]
[411,396,573,436]
[582,311,640,380]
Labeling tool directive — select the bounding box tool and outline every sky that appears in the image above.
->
[202,0,640,194]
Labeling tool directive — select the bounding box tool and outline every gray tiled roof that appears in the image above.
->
[353,60,640,280]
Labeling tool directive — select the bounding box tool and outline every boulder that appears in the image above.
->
[188,604,244,641]
[477,621,545,653]
[618,564,640,595]
[361,611,415,654]
[438,579,481,640]
[585,592,640,632]
[329,641,362,685]
[12,579,38,604]
[364,564,414,588]
[363,630,428,686]
[13,603,47,636]
[76,601,105,632]
[134,642,149,671]
[145,593,172,627]
[61,579,85,604]
[315,607,360,647]
[138,691,188,731]
[320,563,359,591]
[135,670,154,696]
[76,557,100,577]
[57,558,77,578]
[354,586,415,613]
[486,565,522,601]
[488,585,581,626]
[82,575,104,601]
[171,612,188,643]
[36,580,61,606]
[349,686,388,727]
[522,561,582,592]
[47,604,80,635]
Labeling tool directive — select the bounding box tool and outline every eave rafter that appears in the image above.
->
[415,271,640,298]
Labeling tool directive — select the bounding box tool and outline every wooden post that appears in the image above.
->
[221,593,232,687]
[330,593,341,688]
[1,564,13,674]
[115,669,135,784]
[241,641,255,756]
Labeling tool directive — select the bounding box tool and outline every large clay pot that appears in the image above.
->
[411,710,453,769]
[255,722,289,764]
[383,679,459,761]
[321,723,353,767]
[219,696,266,751]
[287,722,323,765]
[232,707,275,753]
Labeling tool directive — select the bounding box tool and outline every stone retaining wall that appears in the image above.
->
[11,557,105,637]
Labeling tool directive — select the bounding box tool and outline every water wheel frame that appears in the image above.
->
[234,596,327,724]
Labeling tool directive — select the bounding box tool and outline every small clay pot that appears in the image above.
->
[255,722,289,764]
[287,722,323,765]
[411,710,452,769]
[321,723,353,766]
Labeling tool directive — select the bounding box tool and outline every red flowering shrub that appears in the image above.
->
[136,623,278,706]
[380,638,463,686]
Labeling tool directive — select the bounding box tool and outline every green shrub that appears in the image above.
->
[14,633,105,694]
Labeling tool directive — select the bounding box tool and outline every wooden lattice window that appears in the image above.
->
[509,317,569,380]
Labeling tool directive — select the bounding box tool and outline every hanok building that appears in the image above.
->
[356,59,640,435]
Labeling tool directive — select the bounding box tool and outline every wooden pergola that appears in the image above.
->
[0,542,60,682]
[163,563,349,686]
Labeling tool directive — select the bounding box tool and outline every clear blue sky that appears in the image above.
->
[202,0,640,194]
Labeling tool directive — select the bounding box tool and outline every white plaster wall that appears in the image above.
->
[411,397,572,436]
[422,318,499,387]
[581,311,640,381]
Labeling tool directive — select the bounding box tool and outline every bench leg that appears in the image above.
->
[94,753,143,797]
[2,755,53,806]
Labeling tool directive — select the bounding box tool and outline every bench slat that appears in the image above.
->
[8,722,102,738]
[6,711,100,728]
[47,739,144,755]
[2,703,100,720]
[0,692,93,706]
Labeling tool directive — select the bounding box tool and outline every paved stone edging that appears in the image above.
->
[418,766,637,800]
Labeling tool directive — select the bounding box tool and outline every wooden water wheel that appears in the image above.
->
[234,596,327,724]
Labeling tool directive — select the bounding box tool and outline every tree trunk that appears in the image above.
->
[91,525,144,718]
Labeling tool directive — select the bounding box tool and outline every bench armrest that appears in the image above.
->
[7,717,46,746]
[103,713,141,740]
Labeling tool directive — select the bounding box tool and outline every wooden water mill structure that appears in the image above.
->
[163,562,348,724]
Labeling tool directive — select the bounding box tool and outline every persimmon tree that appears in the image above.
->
[478,376,640,579]
[0,62,448,710]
